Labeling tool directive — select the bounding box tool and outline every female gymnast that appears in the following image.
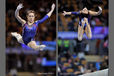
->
[11,3,55,50]
[63,7,102,41]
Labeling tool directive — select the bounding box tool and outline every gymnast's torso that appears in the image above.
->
[22,15,49,45]
[22,22,38,39]
[79,12,90,23]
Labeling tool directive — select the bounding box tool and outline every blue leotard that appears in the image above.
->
[71,11,90,30]
[22,15,49,45]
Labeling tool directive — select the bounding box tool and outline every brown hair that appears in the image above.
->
[26,10,36,17]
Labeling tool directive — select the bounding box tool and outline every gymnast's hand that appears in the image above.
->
[46,3,55,17]
[63,11,67,16]
[98,6,102,11]
[63,11,72,16]
[51,3,55,11]
[17,3,24,10]
[98,6,102,15]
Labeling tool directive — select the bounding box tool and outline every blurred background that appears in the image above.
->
[6,0,56,76]
[58,0,108,76]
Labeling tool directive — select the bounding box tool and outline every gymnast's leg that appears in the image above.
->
[85,20,92,39]
[78,21,85,41]
[11,32,24,44]
[27,41,46,50]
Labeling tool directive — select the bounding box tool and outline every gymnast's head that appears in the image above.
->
[81,7,88,14]
[26,10,36,23]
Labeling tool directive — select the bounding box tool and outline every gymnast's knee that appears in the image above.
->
[88,33,92,39]
[78,36,82,41]
[27,42,38,50]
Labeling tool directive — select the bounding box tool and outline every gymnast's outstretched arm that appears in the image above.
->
[63,11,80,16]
[15,3,26,26]
[37,3,55,24]
[89,6,102,16]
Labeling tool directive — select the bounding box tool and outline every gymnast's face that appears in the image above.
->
[82,7,88,14]
[27,13,35,23]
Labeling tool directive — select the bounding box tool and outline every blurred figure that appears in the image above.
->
[9,68,17,76]
[96,39,101,55]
